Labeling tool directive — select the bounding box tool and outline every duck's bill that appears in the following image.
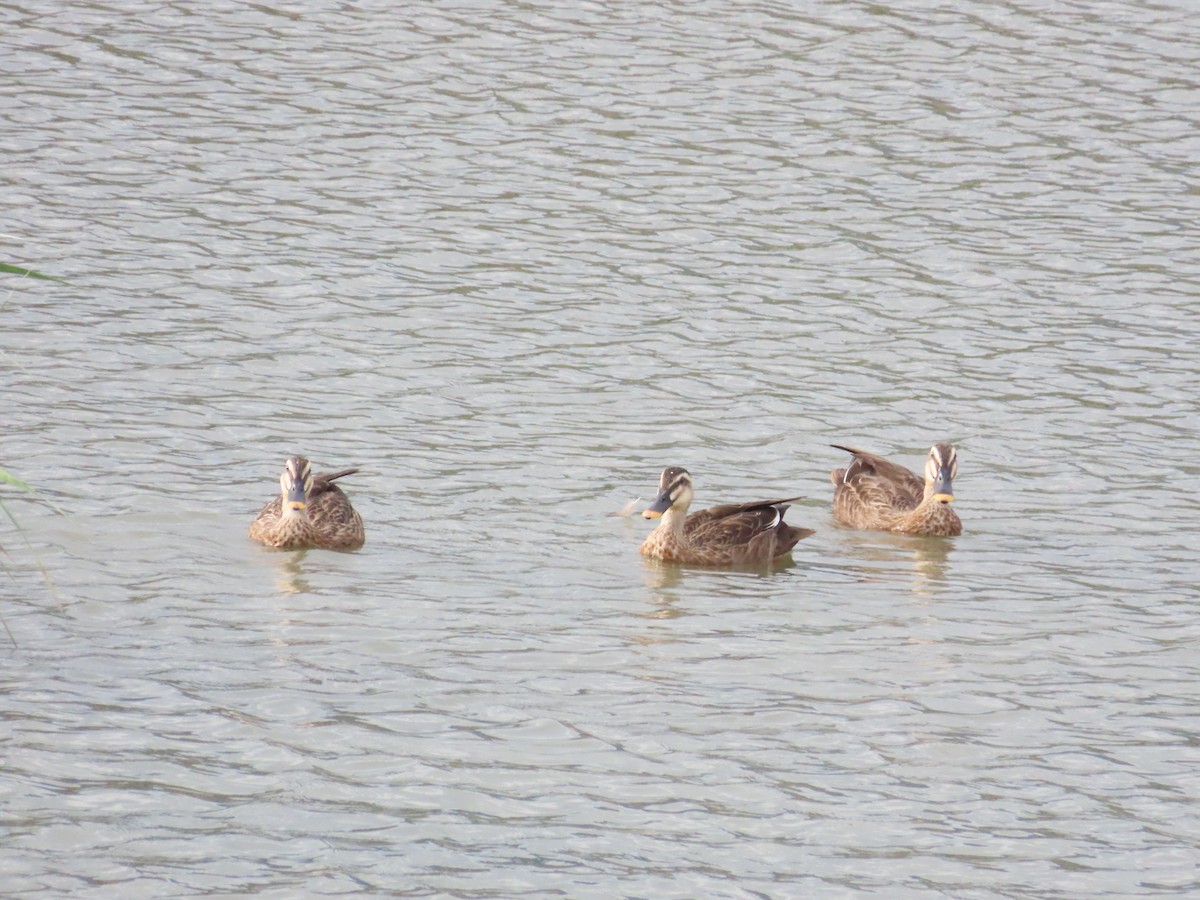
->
[931,472,950,501]
[931,471,954,504]
[642,489,673,518]
[286,481,307,511]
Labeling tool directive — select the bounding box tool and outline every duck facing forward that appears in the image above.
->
[249,456,365,551]
[640,466,814,566]
[830,443,961,537]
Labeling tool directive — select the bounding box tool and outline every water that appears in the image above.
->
[3,1,1198,896]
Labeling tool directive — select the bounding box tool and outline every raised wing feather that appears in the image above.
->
[831,446,924,500]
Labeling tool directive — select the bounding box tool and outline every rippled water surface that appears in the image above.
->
[3,1,1199,896]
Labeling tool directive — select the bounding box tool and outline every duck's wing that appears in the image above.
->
[832,448,924,528]
[307,469,365,549]
[307,486,365,550]
[248,496,283,541]
[831,446,923,504]
[684,496,805,548]
[834,475,921,528]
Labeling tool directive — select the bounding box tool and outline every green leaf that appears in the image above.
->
[1,262,68,283]
[0,468,34,493]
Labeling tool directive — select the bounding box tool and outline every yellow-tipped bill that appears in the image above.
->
[285,478,308,512]
[643,488,674,519]
[931,468,954,504]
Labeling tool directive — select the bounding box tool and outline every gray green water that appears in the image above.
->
[3,1,1198,896]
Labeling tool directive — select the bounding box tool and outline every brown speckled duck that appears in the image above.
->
[640,466,814,566]
[249,456,365,551]
[830,443,961,537]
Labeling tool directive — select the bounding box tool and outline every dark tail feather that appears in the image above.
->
[317,467,360,484]
[779,524,817,554]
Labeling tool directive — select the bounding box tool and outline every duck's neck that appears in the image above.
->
[660,506,689,537]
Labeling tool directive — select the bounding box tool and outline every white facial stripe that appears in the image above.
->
[931,445,957,470]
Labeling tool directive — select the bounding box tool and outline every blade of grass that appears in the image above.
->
[0,262,69,283]
[0,468,34,492]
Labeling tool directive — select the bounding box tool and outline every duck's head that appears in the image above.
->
[924,444,958,504]
[280,456,314,516]
[643,466,694,518]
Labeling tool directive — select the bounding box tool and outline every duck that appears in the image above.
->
[640,466,814,566]
[249,455,365,550]
[829,443,961,536]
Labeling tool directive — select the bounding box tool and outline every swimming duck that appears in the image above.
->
[829,443,961,536]
[249,456,365,550]
[640,466,814,566]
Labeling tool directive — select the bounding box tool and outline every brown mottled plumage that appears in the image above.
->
[830,443,962,537]
[249,456,365,551]
[640,466,814,566]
